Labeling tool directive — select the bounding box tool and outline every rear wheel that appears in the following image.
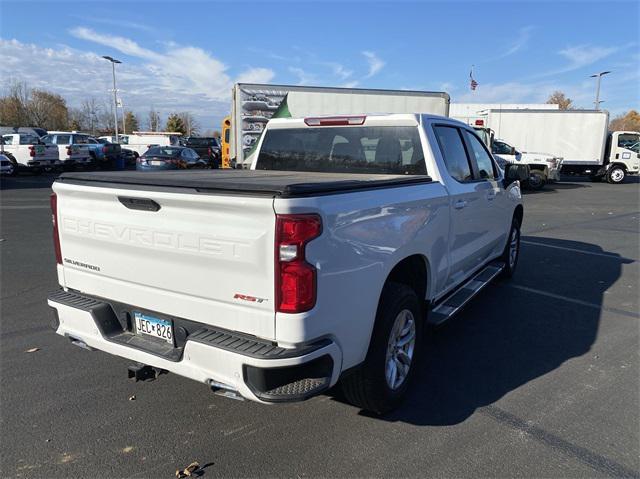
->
[341,282,422,414]
[607,166,625,184]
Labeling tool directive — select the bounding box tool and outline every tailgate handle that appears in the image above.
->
[118,197,161,212]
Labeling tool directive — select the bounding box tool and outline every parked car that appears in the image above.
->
[0,153,15,175]
[181,137,221,168]
[0,126,47,138]
[41,132,92,168]
[1,133,59,173]
[120,147,137,167]
[48,113,527,413]
[136,146,205,170]
[87,138,122,168]
[100,132,182,157]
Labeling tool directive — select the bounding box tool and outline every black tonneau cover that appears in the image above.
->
[57,170,432,197]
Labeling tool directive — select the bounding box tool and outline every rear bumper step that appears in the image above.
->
[47,289,341,403]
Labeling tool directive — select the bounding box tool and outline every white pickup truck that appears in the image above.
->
[491,138,562,190]
[48,114,526,413]
[1,133,59,172]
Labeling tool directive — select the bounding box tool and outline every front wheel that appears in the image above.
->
[341,282,423,414]
[526,171,546,190]
[607,166,626,184]
[501,218,521,278]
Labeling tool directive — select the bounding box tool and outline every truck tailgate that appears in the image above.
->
[53,181,276,340]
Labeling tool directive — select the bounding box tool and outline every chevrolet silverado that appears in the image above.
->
[48,114,526,413]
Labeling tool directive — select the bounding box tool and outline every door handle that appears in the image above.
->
[454,200,467,210]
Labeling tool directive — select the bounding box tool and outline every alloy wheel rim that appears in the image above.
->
[611,169,624,182]
[385,309,416,390]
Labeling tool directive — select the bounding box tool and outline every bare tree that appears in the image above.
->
[0,81,30,126]
[177,112,199,136]
[546,91,573,110]
[146,109,161,132]
[609,110,640,132]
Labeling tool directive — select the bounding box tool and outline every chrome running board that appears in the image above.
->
[428,261,505,326]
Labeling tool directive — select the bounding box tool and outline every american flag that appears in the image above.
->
[470,68,478,91]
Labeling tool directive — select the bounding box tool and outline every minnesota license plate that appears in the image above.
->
[134,312,173,344]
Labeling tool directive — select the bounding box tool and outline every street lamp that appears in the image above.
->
[102,55,122,142]
[590,71,611,110]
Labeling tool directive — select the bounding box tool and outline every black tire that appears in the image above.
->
[526,171,546,191]
[501,217,521,278]
[341,282,423,414]
[607,166,625,184]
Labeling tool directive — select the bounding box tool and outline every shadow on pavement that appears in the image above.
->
[0,173,58,190]
[335,237,629,425]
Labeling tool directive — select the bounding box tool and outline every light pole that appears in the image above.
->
[590,71,610,110]
[102,55,122,142]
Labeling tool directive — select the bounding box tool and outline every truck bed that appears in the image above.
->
[57,170,432,197]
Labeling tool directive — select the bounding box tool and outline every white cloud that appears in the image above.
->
[236,67,275,84]
[70,27,159,60]
[558,44,619,71]
[362,51,384,78]
[340,80,360,88]
[288,67,316,85]
[324,62,353,80]
[0,35,273,128]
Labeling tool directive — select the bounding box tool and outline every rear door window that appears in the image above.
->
[433,126,473,182]
[55,135,71,145]
[256,126,427,175]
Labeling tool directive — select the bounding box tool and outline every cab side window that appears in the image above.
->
[433,126,473,182]
[464,130,497,180]
[492,140,513,156]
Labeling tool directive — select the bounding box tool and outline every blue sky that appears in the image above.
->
[1,1,638,130]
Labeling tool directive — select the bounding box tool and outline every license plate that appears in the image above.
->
[150,160,164,166]
[35,145,45,155]
[134,312,173,344]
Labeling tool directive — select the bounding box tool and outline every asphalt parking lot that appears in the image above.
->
[1,174,639,478]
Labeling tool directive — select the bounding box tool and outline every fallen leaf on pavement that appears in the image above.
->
[176,461,200,478]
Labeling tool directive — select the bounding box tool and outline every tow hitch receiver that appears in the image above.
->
[128,363,166,382]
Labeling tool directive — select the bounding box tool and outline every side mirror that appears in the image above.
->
[510,147,516,155]
[504,163,530,187]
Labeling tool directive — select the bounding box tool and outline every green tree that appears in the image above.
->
[609,110,640,132]
[124,111,139,134]
[165,113,187,135]
[546,91,573,110]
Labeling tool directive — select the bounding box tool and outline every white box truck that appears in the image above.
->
[450,103,559,127]
[480,109,639,184]
[229,83,450,167]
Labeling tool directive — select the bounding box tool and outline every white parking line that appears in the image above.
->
[522,240,636,261]
[508,284,639,319]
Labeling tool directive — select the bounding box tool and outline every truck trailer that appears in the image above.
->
[229,83,450,167]
[480,109,639,184]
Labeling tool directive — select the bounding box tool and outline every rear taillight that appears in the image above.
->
[275,214,322,313]
[66,146,72,156]
[304,116,366,126]
[50,193,62,264]
[29,146,36,157]
[102,146,108,153]
[208,147,212,156]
